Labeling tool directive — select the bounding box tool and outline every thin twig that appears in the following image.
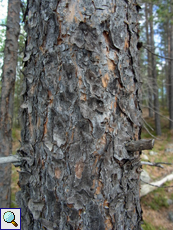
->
[143,45,173,60]
[141,179,173,188]
[141,116,154,131]
[141,105,173,122]
[141,161,164,168]
[156,162,173,165]
[142,123,161,140]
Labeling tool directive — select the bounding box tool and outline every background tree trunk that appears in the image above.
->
[169,5,173,130]
[149,3,162,136]
[0,0,20,208]
[17,0,142,229]
[145,3,153,118]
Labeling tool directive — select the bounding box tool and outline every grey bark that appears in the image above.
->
[17,0,143,229]
[145,3,153,118]
[0,0,20,208]
[149,4,162,136]
[169,5,173,130]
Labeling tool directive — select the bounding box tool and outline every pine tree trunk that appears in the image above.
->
[169,6,173,130]
[0,0,20,208]
[149,4,162,136]
[167,20,171,109]
[17,1,143,229]
[145,3,153,118]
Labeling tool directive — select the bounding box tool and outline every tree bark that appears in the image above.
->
[145,3,153,118]
[169,5,173,130]
[0,0,20,208]
[149,4,162,136]
[17,1,143,229]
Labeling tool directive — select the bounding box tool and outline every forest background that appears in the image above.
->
[0,0,173,229]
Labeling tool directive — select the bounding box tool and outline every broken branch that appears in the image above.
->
[0,155,22,164]
[125,139,155,152]
[140,173,173,197]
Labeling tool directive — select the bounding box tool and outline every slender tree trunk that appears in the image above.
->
[16,1,143,229]
[149,4,162,136]
[0,0,20,208]
[169,6,173,130]
[145,3,153,118]
[166,20,171,109]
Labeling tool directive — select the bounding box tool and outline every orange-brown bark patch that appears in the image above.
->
[39,46,45,53]
[80,93,87,101]
[75,160,84,179]
[95,181,103,195]
[37,117,40,128]
[102,73,109,88]
[66,2,77,22]
[103,31,109,45]
[41,160,45,167]
[99,133,107,146]
[43,116,48,136]
[74,16,78,23]
[103,200,109,208]
[79,209,82,215]
[107,59,115,71]
[124,38,129,50]
[29,85,35,95]
[70,130,74,142]
[91,179,96,190]
[48,90,53,104]
[105,217,113,230]
[55,167,61,179]
[114,96,118,112]
[108,127,114,133]
[77,5,84,21]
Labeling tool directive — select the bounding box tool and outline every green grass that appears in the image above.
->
[142,221,157,230]
[11,165,19,208]
[148,195,169,210]
[142,221,167,230]
[11,190,18,208]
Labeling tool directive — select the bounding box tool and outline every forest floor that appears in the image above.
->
[11,108,173,229]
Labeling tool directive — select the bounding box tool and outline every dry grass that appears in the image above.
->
[11,128,21,208]
[141,108,173,230]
